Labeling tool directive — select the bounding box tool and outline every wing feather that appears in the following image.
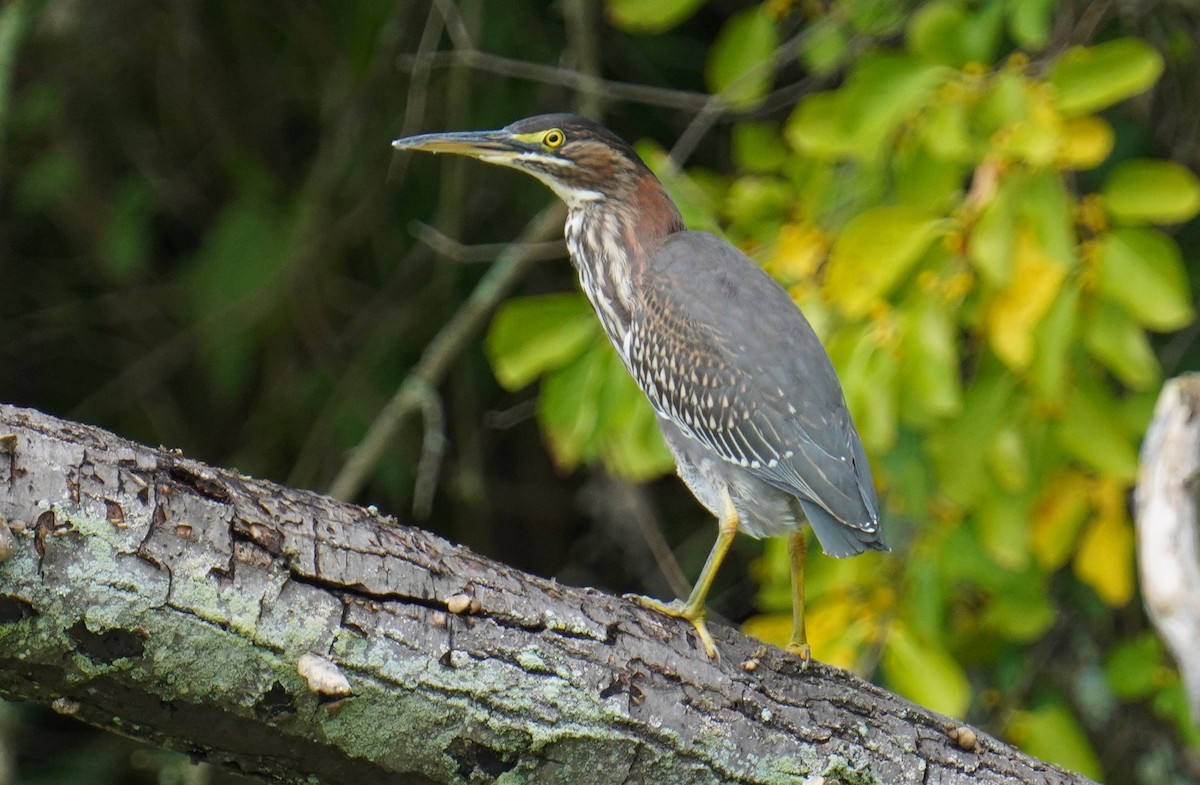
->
[625,230,882,546]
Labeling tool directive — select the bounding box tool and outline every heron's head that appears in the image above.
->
[392,113,655,208]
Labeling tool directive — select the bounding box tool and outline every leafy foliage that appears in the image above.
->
[488,1,1200,779]
[2,0,1199,782]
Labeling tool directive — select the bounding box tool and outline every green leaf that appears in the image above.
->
[832,328,899,453]
[14,148,80,211]
[1105,632,1165,700]
[1028,279,1079,402]
[100,177,154,283]
[787,54,950,162]
[187,192,290,397]
[981,568,1055,640]
[537,342,613,470]
[1055,382,1139,482]
[928,371,1016,505]
[723,176,793,236]
[893,145,967,212]
[899,288,962,424]
[595,359,673,481]
[1007,0,1055,49]
[976,487,1031,568]
[907,1,970,66]
[731,122,789,174]
[846,0,906,34]
[922,98,979,164]
[1083,299,1161,391]
[968,185,1015,285]
[485,294,597,390]
[1096,228,1194,331]
[1102,159,1200,225]
[785,91,857,160]
[705,7,777,110]
[824,205,944,317]
[605,0,705,33]
[1009,700,1103,780]
[1049,38,1164,116]
[1014,169,1076,269]
[798,19,848,76]
[882,622,971,717]
[908,0,1003,67]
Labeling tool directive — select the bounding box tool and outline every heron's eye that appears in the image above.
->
[543,129,565,148]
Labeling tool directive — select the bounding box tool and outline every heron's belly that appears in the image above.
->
[658,418,802,539]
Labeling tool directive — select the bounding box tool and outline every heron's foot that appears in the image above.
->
[786,641,811,669]
[624,594,718,659]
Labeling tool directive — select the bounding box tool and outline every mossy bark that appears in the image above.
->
[0,404,1093,784]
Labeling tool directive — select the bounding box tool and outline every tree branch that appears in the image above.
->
[0,404,1093,784]
[1135,373,1200,724]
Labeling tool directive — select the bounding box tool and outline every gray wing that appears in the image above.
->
[626,231,884,555]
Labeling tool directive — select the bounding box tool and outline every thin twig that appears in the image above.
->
[562,0,604,119]
[412,221,564,263]
[410,379,446,520]
[668,29,812,166]
[396,50,710,111]
[328,203,567,502]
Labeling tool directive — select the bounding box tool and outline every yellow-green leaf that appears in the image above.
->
[899,288,962,424]
[825,206,943,317]
[486,294,597,390]
[798,19,848,76]
[969,185,1015,285]
[1015,169,1076,268]
[731,122,789,174]
[1031,470,1092,570]
[1083,299,1161,391]
[882,622,971,717]
[785,91,858,160]
[1055,383,1139,482]
[1049,38,1164,116]
[837,333,900,453]
[984,229,1067,371]
[705,7,777,110]
[907,1,970,67]
[605,0,705,33]
[928,372,1016,505]
[1057,115,1114,170]
[766,221,828,285]
[1102,159,1200,225]
[922,98,978,163]
[1028,279,1079,402]
[1074,478,1135,606]
[976,488,1031,569]
[787,54,949,162]
[1009,700,1103,780]
[1007,0,1054,49]
[1096,228,1194,331]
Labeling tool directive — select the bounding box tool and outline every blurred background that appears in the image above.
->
[2,0,1200,782]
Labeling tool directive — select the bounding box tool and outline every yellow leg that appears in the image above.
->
[628,494,739,658]
[786,531,811,664]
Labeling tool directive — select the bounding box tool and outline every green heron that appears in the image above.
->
[393,114,886,659]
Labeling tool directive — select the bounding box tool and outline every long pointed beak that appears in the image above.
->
[391,129,521,158]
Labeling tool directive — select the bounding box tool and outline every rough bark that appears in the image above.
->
[1135,374,1200,724]
[0,403,1093,785]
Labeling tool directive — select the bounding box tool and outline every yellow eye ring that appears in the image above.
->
[543,129,565,148]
